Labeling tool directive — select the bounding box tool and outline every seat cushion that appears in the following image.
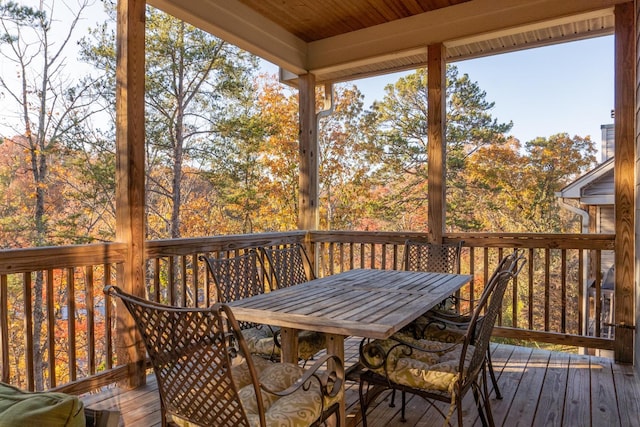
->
[243,327,325,361]
[242,326,279,358]
[238,362,340,427]
[360,333,475,394]
[296,330,326,361]
[0,382,85,427]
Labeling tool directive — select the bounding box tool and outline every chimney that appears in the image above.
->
[600,123,614,162]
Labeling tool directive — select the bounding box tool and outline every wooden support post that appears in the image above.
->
[115,0,146,387]
[298,73,319,231]
[428,43,446,243]
[613,1,635,364]
[636,0,640,371]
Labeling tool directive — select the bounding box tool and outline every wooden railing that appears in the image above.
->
[0,230,616,394]
[0,243,127,393]
[310,231,616,351]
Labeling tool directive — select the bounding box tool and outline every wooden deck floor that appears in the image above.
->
[80,339,640,427]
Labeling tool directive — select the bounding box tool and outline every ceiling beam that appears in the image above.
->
[307,0,624,72]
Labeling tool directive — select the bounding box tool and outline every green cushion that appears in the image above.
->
[0,382,85,427]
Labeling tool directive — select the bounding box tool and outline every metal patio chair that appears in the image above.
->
[105,285,343,427]
[359,250,525,426]
[257,244,326,362]
[258,243,316,289]
[200,250,280,360]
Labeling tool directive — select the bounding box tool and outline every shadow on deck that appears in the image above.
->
[80,339,640,427]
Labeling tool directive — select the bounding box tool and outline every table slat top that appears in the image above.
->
[229,269,471,339]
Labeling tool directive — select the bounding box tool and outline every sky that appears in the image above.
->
[345,35,615,159]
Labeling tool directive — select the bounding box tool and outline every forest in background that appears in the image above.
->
[0,1,605,391]
[0,1,599,251]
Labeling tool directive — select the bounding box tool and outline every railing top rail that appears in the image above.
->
[308,231,615,250]
[0,242,127,275]
[145,231,308,257]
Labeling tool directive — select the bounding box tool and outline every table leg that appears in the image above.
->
[279,327,299,364]
[326,333,345,427]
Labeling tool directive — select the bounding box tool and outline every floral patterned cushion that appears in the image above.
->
[295,330,326,361]
[361,333,475,394]
[243,327,326,361]
[409,312,467,343]
[235,358,339,427]
[242,326,279,358]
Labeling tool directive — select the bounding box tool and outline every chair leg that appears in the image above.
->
[359,379,369,427]
[486,348,503,399]
[481,367,496,427]
[472,381,489,427]
[400,390,406,422]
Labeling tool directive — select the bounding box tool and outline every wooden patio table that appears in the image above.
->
[229,268,472,425]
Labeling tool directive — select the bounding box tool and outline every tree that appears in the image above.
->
[0,0,98,389]
[255,78,376,231]
[81,6,260,239]
[254,75,301,230]
[363,65,513,231]
[466,133,597,232]
[145,9,259,238]
[317,84,373,230]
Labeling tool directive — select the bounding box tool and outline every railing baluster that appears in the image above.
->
[105,263,113,370]
[24,272,34,390]
[370,243,376,269]
[169,256,175,306]
[498,248,504,324]
[578,249,584,336]
[329,242,335,275]
[544,248,550,331]
[561,249,567,333]
[594,254,602,337]
[67,268,76,382]
[191,254,199,307]
[349,242,354,270]
[0,274,9,383]
[86,266,96,376]
[528,248,534,330]
[381,244,387,270]
[154,258,161,302]
[512,256,518,329]
[46,269,56,387]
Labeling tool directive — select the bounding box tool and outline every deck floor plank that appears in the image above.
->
[474,344,532,427]
[589,355,620,427]
[612,362,640,427]
[531,349,570,427]
[80,341,638,427]
[499,347,551,427]
[563,353,592,427]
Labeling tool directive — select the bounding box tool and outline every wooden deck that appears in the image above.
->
[80,339,640,427]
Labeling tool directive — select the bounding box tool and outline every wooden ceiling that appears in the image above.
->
[236,0,471,42]
[148,0,621,84]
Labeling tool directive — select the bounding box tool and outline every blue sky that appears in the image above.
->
[350,35,614,156]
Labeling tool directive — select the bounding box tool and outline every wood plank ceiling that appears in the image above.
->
[236,0,471,42]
